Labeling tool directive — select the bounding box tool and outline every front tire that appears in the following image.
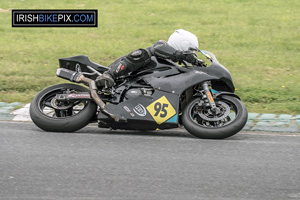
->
[182,95,248,139]
[30,83,97,132]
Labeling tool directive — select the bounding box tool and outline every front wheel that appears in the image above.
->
[30,83,97,132]
[182,95,248,139]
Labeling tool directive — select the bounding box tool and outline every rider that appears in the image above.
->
[96,29,203,88]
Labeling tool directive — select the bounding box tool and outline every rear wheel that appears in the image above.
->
[182,95,248,139]
[30,83,97,132]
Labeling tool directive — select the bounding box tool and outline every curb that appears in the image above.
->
[0,102,32,122]
[0,102,25,121]
[243,113,300,133]
[0,102,299,133]
[11,103,32,122]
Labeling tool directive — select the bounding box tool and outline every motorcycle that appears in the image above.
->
[30,49,248,139]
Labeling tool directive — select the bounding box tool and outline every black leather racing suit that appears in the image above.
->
[105,40,200,79]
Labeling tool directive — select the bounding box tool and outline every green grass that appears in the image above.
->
[0,0,299,114]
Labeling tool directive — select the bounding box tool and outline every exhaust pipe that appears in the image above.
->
[56,68,119,121]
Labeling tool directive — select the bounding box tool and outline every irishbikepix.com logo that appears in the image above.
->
[12,10,98,27]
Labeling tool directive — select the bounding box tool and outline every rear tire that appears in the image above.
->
[182,95,248,139]
[30,83,97,132]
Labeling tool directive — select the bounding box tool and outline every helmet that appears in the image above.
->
[167,29,199,51]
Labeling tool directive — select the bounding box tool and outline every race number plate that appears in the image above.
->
[146,96,176,124]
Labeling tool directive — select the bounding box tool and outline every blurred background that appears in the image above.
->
[0,0,299,114]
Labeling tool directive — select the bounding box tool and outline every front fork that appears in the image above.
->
[202,82,217,113]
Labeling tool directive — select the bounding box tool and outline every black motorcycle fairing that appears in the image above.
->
[199,50,235,92]
[143,70,217,95]
[98,90,180,130]
[199,62,235,92]
[128,55,235,95]
[59,55,108,79]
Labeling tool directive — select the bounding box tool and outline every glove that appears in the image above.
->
[175,50,198,65]
[194,58,205,67]
[184,51,198,64]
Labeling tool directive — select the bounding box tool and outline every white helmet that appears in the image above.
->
[167,29,199,51]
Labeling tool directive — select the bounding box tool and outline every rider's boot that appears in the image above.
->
[95,71,115,88]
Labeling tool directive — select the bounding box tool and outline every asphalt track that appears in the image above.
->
[1,121,300,200]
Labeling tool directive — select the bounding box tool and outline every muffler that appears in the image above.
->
[56,68,81,82]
